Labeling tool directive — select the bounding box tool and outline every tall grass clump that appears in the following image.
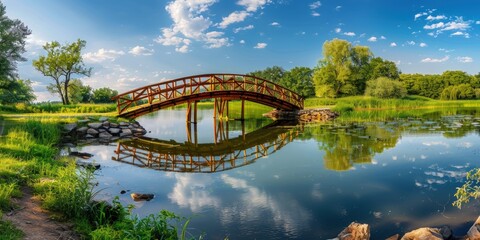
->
[0,212,24,240]
[0,183,18,210]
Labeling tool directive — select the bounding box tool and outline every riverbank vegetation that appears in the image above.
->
[0,117,193,239]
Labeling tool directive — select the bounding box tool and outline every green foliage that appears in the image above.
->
[68,79,93,104]
[0,79,36,104]
[280,67,315,97]
[0,2,31,81]
[92,87,118,103]
[0,183,17,210]
[33,39,92,105]
[368,57,400,80]
[440,84,475,100]
[453,168,480,209]
[0,103,116,114]
[365,77,407,99]
[248,66,285,84]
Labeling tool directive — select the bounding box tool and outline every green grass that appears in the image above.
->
[0,116,195,239]
[0,103,116,114]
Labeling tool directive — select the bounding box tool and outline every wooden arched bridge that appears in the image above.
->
[112,73,304,120]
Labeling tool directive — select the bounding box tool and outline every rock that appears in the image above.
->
[64,123,77,132]
[119,122,129,127]
[87,128,99,136]
[85,134,94,138]
[110,123,119,128]
[120,190,127,194]
[263,108,339,122]
[439,226,452,239]
[336,222,370,240]
[87,122,103,129]
[76,160,100,170]
[70,151,93,159]
[76,126,88,134]
[99,132,113,139]
[120,128,133,137]
[468,216,480,240]
[130,193,154,201]
[385,234,399,240]
[99,117,108,122]
[401,227,443,240]
[109,128,121,134]
[98,128,106,133]
[102,121,110,127]
[132,128,147,134]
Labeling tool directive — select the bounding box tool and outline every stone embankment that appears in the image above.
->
[333,216,480,239]
[63,116,147,143]
[263,108,339,122]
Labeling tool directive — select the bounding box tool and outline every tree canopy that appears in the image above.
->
[92,87,118,103]
[33,39,92,105]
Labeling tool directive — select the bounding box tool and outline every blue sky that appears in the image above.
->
[2,0,480,102]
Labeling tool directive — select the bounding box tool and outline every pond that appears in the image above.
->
[75,107,480,239]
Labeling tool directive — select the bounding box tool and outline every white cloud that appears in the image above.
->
[380,36,386,40]
[477,21,480,24]
[415,12,427,20]
[204,31,230,48]
[407,41,416,45]
[254,42,267,49]
[239,40,245,44]
[233,25,254,33]
[390,42,397,47]
[129,46,154,56]
[310,1,321,9]
[335,6,342,11]
[219,11,250,29]
[334,28,341,33]
[424,22,445,30]
[419,42,427,47]
[83,49,125,63]
[344,32,355,36]
[238,0,271,12]
[311,11,320,17]
[457,56,473,63]
[155,0,229,53]
[421,56,449,63]
[25,34,47,49]
[439,48,453,53]
[367,36,377,42]
[270,22,280,26]
[426,15,446,21]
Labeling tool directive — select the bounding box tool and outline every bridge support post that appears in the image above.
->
[186,101,198,123]
[241,99,245,121]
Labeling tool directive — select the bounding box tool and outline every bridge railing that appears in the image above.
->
[112,73,304,116]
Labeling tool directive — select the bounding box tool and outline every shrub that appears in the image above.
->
[365,77,407,99]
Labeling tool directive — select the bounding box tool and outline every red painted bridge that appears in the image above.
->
[112,73,304,119]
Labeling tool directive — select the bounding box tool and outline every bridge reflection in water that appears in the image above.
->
[112,121,299,173]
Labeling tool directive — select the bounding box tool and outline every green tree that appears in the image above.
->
[0,2,31,82]
[92,87,118,103]
[280,67,315,97]
[369,57,400,80]
[313,39,372,97]
[440,84,475,100]
[365,77,407,99]
[0,79,36,104]
[33,39,92,105]
[248,66,285,84]
[441,70,473,87]
[68,79,92,103]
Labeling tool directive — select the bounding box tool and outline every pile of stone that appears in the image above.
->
[63,116,147,142]
[263,108,339,122]
[332,216,480,239]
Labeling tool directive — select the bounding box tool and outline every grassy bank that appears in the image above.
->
[0,116,192,239]
[0,103,116,114]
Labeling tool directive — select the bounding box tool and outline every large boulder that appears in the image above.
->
[87,122,103,129]
[336,222,370,240]
[109,128,121,135]
[64,123,77,133]
[87,128,99,136]
[130,193,154,201]
[400,227,452,240]
[468,216,480,239]
[99,132,113,139]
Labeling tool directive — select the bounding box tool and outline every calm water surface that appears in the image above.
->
[77,108,480,239]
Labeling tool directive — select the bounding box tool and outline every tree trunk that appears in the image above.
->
[55,78,66,105]
[64,80,69,105]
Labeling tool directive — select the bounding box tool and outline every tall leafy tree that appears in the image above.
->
[0,2,31,96]
[369,57,400,80]
[33,39,92,105]
[313,39,372,98]
[0,79,36,104]
[248,66,285,84]
[92,87,118,103]
[281,67,315,97]
[68,79,92,103]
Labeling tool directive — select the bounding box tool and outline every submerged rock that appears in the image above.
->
[130,193,154,201]
[400,227,449,240]
[263,108,339,122]
[70,151,93,159]
[76,160,100,170]
[336,222,370,240]
[468,216,480,239]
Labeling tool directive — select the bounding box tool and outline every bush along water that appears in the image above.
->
[0,118,193,239]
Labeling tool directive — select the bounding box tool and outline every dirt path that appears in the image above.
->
[3,187,80,240]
